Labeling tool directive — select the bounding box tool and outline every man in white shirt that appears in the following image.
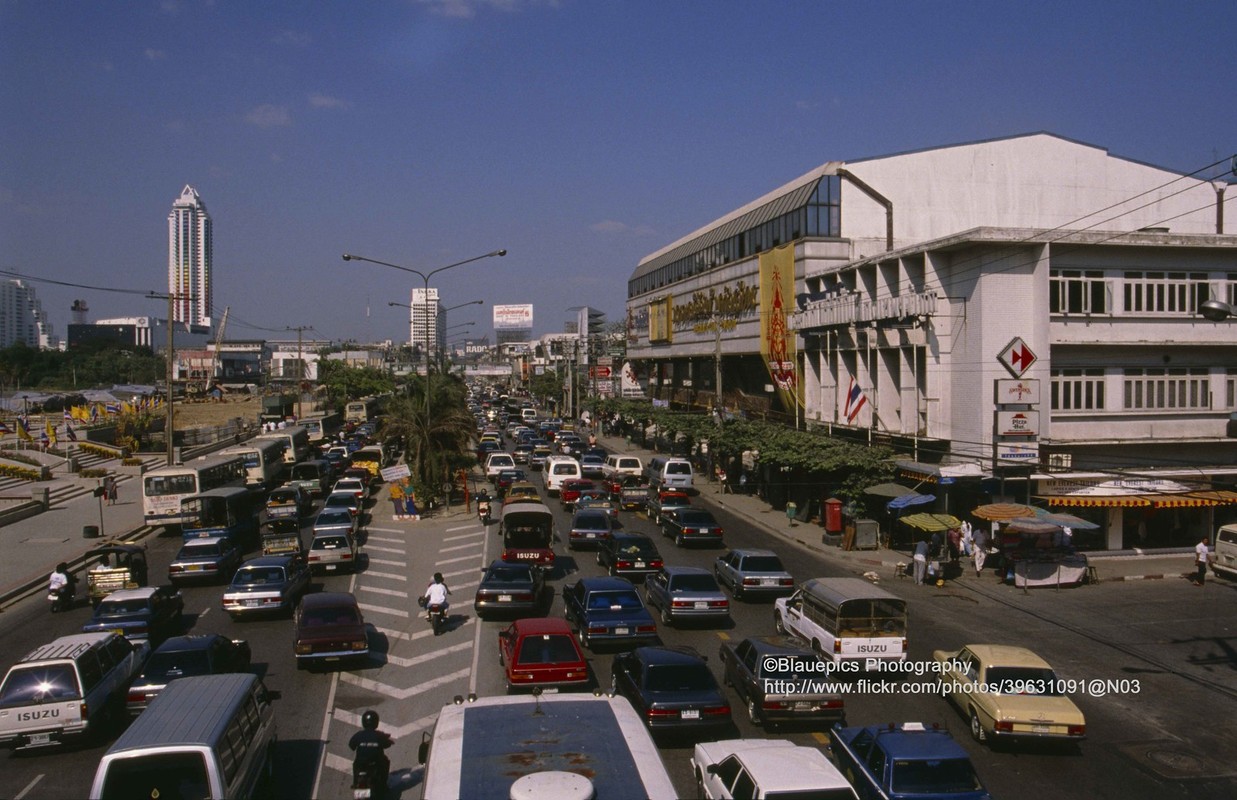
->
[1193,537,1210,586]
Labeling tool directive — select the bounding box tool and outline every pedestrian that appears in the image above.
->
[947,527,961,563]
[104,475,118,506]
[913,539,929,585]
[972,527,989,577]
[404,482,420,522]
[960,520,973,557]
[389,481,405,520]
[739,471,748,495]
[1193,536,1210,586]
[929,530,943,561]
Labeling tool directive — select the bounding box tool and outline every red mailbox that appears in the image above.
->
[824,497,844,533]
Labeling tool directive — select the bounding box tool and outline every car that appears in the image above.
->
[579,454,606,479]
[528,445,554,471]
[692,739,858,799]
[596,532,664,581]
[476,440,501,463]
[322,489,362,519]
[308,529,359,574]
[512,443,535,464]
[485,451,517,480]
[561,576,658,650]
[82,586,184,643]
[222,554,311,619]
[567,508,615,550]
[498,617,590,693]
[333,476,369,501]
[660,507,725,547]
[341,466,373,486]
[830,721,991,800]
[610,646,731,737]
[495,468,527,497]
[474,560,546,619]
[266,486,314,521]
[322,448,348,474]
[713,549,795,600]
[718,636,845,727]
[294,591,369,670]
[644,566,730,627]
[559,478,599,510]
[503,481,541,505]
[616,475,652,510]
[576,494,618,520]
[645,488,691,525]
[167,535,243,585]
[931,644,1087,746]
[315,502,359,535]
[126,634,252,716]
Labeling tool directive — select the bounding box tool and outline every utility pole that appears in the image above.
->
[166,294,176,465]
[714,311,723,424]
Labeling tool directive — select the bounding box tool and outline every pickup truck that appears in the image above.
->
[645,489,691,525]
[614,475,651,511]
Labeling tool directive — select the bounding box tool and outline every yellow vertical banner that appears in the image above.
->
[759,244,801,411]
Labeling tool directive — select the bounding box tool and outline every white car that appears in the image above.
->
[333,476,369,501]
[485,451,516,480]
[692,739,857,799]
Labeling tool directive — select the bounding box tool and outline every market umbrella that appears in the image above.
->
[899,512,963,532]
[864,483,914,498]
[971,502,1036,521]
[887,492,936,511]
[1032,507,1100,530]
[1003,517,1061,535]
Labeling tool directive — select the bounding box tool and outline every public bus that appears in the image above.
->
[142,453,247,528]
[219,439,286,489]
[180,487,262,547]
[349,444,386,480]
[256,425,310,466]
[344,395,388,425]
[300,412,343,445]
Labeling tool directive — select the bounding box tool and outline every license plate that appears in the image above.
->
[28,732,51,745]
[244,599,261,607]
[586,533,596,538]
[694,601,708,609]
[187,565,203,571]
[614,627,629,635]
[680,709,700,720]
[354,788,372,799]
[1033,724,1051,733]
[111,628,125,635]
[498,594,512,602]
[634,561,645,568]
[542,687,559,693]
[793,701,813,711]
[325,564,337,571]
[760,578,776,586]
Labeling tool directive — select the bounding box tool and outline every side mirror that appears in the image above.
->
[417,733,431,765]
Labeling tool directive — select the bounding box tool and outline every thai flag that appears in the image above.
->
[64,408,72,421]
[844,376,867,424]
[105,402,120,415]
[0,420,10,434]
[66,425,78,442]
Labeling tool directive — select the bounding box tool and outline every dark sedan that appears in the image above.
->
[610,646,732,738]
[167,535,243,585]
[660,507,725,547]
[561,576,658,650]
[126,634,251,715]
[474,560,546,619]
[567,508,614,550]
[595,532,663,581]
[294,591,369,670]
[579,454,606,479]
[718,635,845,727]
[82,586,184,643]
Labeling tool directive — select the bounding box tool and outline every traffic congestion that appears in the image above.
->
[1,392,1235,800]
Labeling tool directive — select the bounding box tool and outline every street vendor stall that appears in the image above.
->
[996,517,1089,588]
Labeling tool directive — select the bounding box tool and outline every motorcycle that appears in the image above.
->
[426,602,447,636]
[48,580,76,613]
[477,496,492,525]
[351,760,389,800]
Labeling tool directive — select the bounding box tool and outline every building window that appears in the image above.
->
[1122,367,1210,410]
[1049,270,1108,314]
[1051,368,1105,411]
[1121,271,1210,314]
[1226,368,1236,410]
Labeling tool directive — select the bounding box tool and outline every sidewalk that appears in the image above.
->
[597,432,1200,586]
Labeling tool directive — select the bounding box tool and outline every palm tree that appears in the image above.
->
[380,374,475,502]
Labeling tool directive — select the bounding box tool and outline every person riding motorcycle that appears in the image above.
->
[422,572,451,621]
[48,562,76,612]
[476,489,492,523]
[348,710,393,797]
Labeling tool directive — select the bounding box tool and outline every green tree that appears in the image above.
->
[317,360,395,407]
[379,373,476,505]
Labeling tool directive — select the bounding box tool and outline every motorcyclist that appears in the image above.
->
[422,572,451,621]
[476,489,492,521]
[348,710,392,797]
[48,562,76,611]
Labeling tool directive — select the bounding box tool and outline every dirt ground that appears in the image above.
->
[173,395,264,430]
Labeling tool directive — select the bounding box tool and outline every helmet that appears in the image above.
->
[362,710,379,730]
[433,572,444,583]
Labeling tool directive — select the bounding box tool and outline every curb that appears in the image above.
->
[0,524,161,611]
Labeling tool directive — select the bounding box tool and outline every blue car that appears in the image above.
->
[82,586,185,643]
[830,722,991,800]
[561,576,658,650]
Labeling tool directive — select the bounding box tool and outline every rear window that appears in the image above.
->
[666,462,692,475]
[99,751,211,800]
[516,635,580,665]
[552,464,577,475]
[139,650,211,682]
[740,555,785,572]
[890,758,983,794]
[669,574,719,592]
[312,536,350,550]
[1219,528,1237,545]
[645,664,714,692]
[179,542,224,558]
[0,664,81,706]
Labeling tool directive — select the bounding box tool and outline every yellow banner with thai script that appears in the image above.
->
[758,244,801,411]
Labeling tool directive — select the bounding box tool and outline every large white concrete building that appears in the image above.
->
[0,278,58,349]
[168,184,213,329]
[626,133,1236,548]
[408,287,444,356]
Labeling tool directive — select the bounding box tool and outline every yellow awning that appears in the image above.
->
[1040,495,1151,508]
[1040,491,1237,509]
[900,513,963,532]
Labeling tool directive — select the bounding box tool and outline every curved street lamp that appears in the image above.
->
[1200,299,1235,322]
[347,250,506,463]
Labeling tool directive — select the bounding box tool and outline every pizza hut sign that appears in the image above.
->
[995,410,1039,437]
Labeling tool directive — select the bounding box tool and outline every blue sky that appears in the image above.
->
[2,0,1234,345]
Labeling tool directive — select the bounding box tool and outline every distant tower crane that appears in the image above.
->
[204,307,229,394]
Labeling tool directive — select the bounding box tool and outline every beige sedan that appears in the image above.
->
[932,643,1086,747]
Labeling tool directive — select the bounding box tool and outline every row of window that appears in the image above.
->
[1049,270,1237,315]
[1050,368,1236,411]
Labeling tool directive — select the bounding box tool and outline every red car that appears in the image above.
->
[497,617,590,694]
[559,479,599,510]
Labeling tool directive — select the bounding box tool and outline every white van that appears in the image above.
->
[1211,524,1237,578]
[521,408,537,424]
[90,673,277,800]
[602,454,643,484]
[646,457,694,490]
[774,577,907,665]
[543,455,582,496]
[485,451,517,480]
[0,632,147,750]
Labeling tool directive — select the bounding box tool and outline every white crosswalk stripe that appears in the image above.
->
[363,544,407,555]
[357,585,407,598]
[377,641,473,668]
[358,601,411,618]
[361,569,407,582]
[340,666,471,700]
[330,709,441,740]
[374,619,475,642]
[367,557,408,568]
[443,530,486,542]
[440,542,483,553]
[435,554,482,565]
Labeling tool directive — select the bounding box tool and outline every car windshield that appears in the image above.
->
[96,597,153,615]
[588,590,643,610]
[140,650,211,682]
[516,635,580,665]
[891,758,983,793]
[234,568,285,585]
[676,510,713,524]
[0,664,81,707]
[984,666,1062,695]
[324,495,355,508]
[486,566,534,584]
[740,556,785,572]
[669,574,719,592]
[644,663,713,692]
[301,607,360,626]
[179,542,223,557]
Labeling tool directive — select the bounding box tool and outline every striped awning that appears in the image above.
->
[1040,491,1237,509]
[900,513,963,532]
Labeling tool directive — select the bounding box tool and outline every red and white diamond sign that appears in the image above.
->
[997,337,1037,378]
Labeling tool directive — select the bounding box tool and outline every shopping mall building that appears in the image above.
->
[625,132,1237,548]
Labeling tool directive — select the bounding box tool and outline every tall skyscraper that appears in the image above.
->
[408,288,444,355]
[0,279,57,349]
[168,185,213,328]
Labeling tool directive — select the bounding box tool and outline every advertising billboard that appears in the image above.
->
[493,304,534,330]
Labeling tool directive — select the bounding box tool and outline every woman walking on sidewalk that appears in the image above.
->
[403,481,420,522]
[389,481,405,520]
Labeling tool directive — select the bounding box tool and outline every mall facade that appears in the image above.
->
[625,132,1237,548]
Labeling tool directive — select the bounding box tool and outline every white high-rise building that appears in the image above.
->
[408,288,444,356]
[167,185,213,328]
[0,279,58,349]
